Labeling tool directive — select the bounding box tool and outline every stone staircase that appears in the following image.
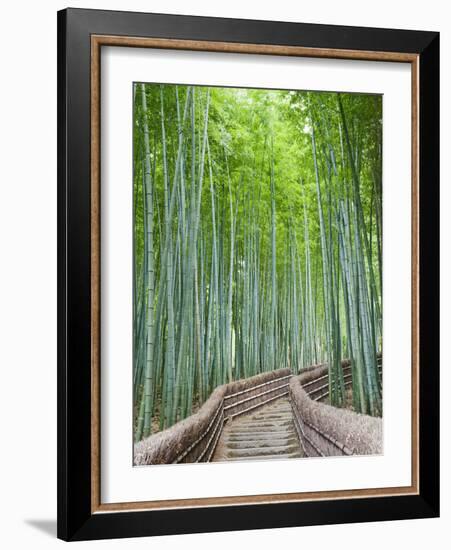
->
[212,397,303,462]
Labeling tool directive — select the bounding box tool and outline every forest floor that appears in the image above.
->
[319,387,355,412]
[148,398,203,434]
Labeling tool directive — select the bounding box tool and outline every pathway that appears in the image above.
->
[212,397,304,462]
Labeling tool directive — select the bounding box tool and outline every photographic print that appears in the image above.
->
[132,83,383,465]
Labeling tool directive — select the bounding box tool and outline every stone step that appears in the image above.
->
[228,425,292,433]
[225,431,293,439]
[255,406,292,411]
[248,414,292,421]
[225,438,298,450]
[226,444,300,457]
[233,418,293,430]
[223,452,302,461]
[211,396,303,461]
[225,432,294,440]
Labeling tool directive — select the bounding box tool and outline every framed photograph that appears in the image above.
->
[57,8,439,541]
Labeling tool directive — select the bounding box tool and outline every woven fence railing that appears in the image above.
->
[134,368,291,466]
[290,359,383,458]
[301,356,382,402]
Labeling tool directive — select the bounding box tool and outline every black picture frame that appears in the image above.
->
[57,7,439,541]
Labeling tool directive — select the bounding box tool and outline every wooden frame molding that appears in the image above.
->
[91,34,419,62]
[90,34,420,515]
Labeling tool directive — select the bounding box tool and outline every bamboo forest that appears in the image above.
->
[133,83,382,446]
